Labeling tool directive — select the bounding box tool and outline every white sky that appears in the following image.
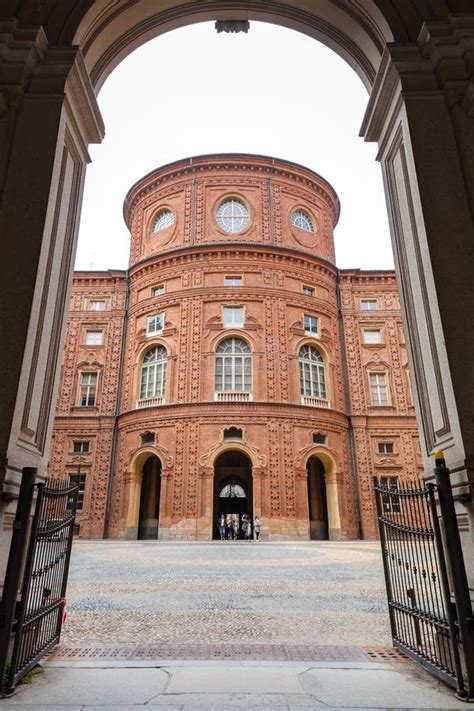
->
[76,21,394,271]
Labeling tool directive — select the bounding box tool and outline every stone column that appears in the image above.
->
[124,471,141,540]
[361,17,474,584]
[197,468,213,540]
[158,469,173,538]
[0,23,104,571]
[325,472,342,541]
[295,467,310,539]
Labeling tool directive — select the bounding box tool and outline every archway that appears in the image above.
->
[213,451,253,540]
[307,456,329,540]
[137,454,162,539]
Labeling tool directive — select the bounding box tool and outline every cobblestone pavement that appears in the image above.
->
[61,540,391,650]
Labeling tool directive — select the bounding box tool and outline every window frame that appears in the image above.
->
[302,285,315,297]
[369,371,390,406]
[299,345,327,400]
[73,441,90,453]
[303,314,319,336]
[223,306,244,328]
[152,284,165,297]
[225,275,243,287]
[85,330,103,346]
[215,338,252,393]
[139,345,168,401]
[78,371,98,407]
[89,300,105,311]
[147,311,164,336]
[378,442,394,454]
[361,299,378,311]
[69,473,86,511]
[363,329,383,345]
[381,475,401,514]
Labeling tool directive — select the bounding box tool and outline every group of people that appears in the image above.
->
[217,513,261,541]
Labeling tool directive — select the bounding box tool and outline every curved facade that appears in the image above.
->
[50,154,422,540]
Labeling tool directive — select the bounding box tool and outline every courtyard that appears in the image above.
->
[58,540,391,654]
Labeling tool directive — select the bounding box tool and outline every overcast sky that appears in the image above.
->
[76,21,393,271]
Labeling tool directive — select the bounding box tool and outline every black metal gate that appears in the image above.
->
[374,458,474,700]
[0,469,78,694]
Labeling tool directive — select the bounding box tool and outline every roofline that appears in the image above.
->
[122,153,341,226]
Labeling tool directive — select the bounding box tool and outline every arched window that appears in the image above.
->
[291,210,315,233]
[299,345,326,399]
[215,338,251,392]
[140,345,167,400]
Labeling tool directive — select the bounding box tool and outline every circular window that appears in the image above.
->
[291,210,315,233]
[216,199,249,234]
[151,209,174,233]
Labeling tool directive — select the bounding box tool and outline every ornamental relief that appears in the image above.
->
[127,442,174,470]
[198,428,267,469]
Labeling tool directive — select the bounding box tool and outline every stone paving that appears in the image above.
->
[60,540,392,650]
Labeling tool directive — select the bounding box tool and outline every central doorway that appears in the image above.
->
[138,455,162,539]
[213,450,253,539]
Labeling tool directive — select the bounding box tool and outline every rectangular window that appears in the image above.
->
[223,306,244,327]
[225,275,243,286]
[370,373,389,406]
[85,331,103,346]
[381,475,400,513]
[378,442,394,454]
[304,314,319,335]
[89,300,105,311]
[302,286,314,297]
[152,285,165,296]
[363,329,382,344]
[73,441,90,453]
[361,299,377,310]
[79,373,97,407]
[147,312,164,335]
[69,474,86,511]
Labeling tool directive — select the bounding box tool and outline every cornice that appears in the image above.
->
[129,243,337,278]
[123,153,340,227]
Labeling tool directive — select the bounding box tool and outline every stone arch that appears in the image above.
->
[303,448,342,541]
[201,440,266,470]
[124,446,170,539]
[69,2,399,92]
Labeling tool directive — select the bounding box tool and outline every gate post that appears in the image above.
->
[0,468,37,691]
[434,452,474,699]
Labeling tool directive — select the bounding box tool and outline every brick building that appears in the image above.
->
[48,154,421,541]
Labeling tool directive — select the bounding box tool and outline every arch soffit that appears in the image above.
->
[295,338,330,362]
[136,338,171,361]
[295,444,338,472]
[129,443,173,472]
[200,440,266,469]
[211,331,255,352]
[69,1,402,92]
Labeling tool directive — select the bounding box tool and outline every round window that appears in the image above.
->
[290,210,315,233]
[151,209,174,233]
[216,199,249,234]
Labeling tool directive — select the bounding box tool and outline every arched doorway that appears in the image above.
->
[137,455,162,540]
[307,456,329,540]
[213,451,253,539]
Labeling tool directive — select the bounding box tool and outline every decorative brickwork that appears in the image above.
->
[48,154,422,541]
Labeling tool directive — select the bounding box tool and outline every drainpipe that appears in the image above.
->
[336,271,362,539]
[103,271,130,538]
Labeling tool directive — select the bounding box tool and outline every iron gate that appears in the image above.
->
[374,461,474,700]
[0,470,78,694]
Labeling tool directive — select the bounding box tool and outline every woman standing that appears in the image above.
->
[254,516,261,541]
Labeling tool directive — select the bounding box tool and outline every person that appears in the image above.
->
[245,518,252,541]
[241,513,250,541]
[218,514,226,540]
[254,516,261,541]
